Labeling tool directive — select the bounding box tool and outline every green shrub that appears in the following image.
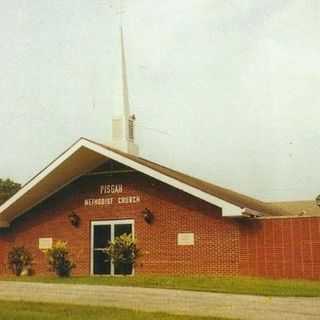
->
[105,233,139,274]
[8,246,33,276]
[45,241,75,277]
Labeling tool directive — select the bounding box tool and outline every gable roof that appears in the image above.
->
[0,138,290,227]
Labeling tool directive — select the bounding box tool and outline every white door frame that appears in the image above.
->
[90,219,135,275]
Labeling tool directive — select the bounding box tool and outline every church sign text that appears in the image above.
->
[84,184,141,207]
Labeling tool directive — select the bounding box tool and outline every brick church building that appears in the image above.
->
[1,30,320,279]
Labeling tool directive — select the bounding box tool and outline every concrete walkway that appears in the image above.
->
[0,281,319,320]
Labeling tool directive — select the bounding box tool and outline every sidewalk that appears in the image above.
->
[0,281,319,320]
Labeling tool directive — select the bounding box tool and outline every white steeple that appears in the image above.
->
[111,27,139,156]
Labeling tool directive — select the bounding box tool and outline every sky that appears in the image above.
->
[0,0,319,202]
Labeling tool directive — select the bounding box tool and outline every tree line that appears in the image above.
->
[0,178,21,206]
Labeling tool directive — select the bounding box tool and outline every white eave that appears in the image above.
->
[0,138,256,227]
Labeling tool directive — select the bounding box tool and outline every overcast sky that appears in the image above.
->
[0,0,319,202]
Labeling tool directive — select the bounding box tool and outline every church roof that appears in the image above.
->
[98,141,290,217]
[0,137,290,227]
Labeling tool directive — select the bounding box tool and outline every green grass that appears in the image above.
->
[0,300,230,320]
[1,275,320,297]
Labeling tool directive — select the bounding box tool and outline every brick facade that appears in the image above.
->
[0,230,10,274]
[0,170,240,276]
[239,217,320,279]
[1,166,320,279]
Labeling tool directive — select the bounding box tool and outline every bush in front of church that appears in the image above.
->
[8,246,33,276]
[105,233,140,270]
[45,240,75,277]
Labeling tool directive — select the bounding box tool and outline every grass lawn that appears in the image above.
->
[1,275,320,297]
[0,300,232,320]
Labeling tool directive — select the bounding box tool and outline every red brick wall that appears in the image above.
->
[2,167,320,279]
[2,171,240,276]
[239,217,320,280]
[0,230,11,274]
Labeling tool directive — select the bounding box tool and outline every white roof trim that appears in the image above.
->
[0,138,244,225]
[0,141,85,215]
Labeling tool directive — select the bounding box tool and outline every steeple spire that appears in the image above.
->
[111,27,139,156]
[120,26,130,119]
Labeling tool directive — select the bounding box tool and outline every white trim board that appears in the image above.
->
[0,142,86,214]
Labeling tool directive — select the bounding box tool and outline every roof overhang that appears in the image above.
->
[0,138,258,227]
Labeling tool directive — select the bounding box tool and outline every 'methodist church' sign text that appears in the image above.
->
[84,184,140,207]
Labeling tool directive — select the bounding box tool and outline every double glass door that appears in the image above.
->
[91,220,134,275]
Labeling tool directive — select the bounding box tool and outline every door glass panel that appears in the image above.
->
[93,225,111,275]
[94,225,110,249]
[114,223,133,275]
[114,261,133,275]
[114,224,132,238]
[93,251,111,275]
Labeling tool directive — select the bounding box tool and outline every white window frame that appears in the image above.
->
[90,219,135,276]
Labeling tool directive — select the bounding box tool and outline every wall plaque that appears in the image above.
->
[39,238,53,250]
[177,233,194,246]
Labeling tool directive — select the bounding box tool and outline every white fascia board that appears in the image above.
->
[82,140,243,217]
[0,140,87,217]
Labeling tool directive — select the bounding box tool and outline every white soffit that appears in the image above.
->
[0,139,243,225]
